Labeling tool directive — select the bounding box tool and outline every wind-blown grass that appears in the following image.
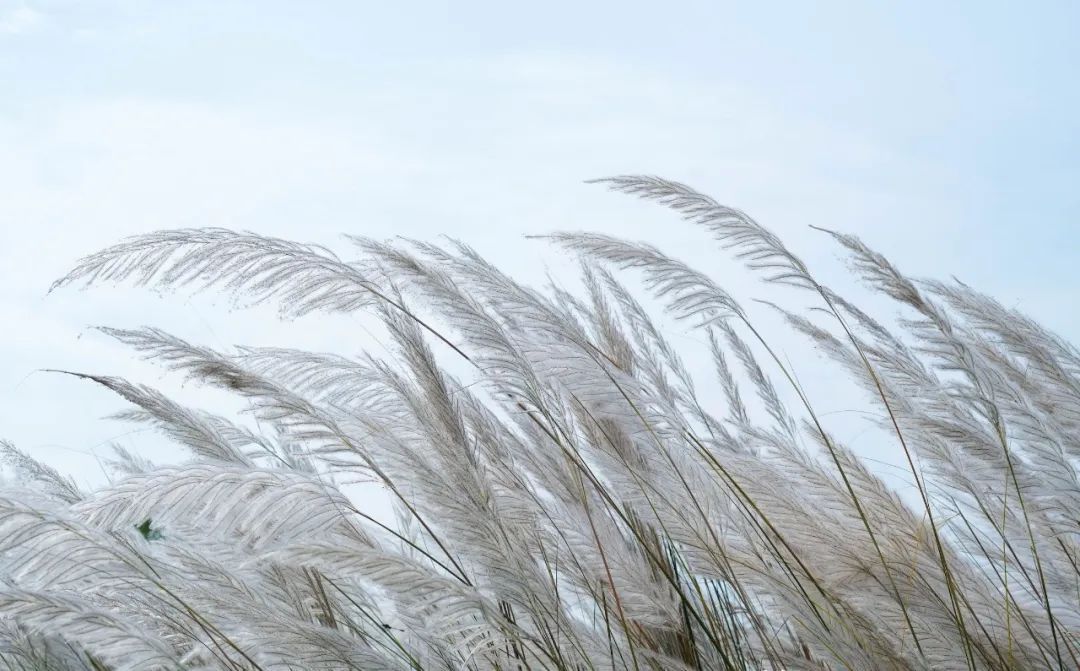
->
[2,176,1079,670]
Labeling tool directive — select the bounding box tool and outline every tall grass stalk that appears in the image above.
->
[2,176,1077,670]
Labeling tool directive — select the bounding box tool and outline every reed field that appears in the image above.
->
[2,176,1078,670]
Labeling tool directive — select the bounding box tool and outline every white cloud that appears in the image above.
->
[0,4,41,34]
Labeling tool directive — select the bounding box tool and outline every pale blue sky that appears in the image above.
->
[2,1,1078,487]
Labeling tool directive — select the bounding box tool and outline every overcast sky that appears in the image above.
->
[2,1,1079,490]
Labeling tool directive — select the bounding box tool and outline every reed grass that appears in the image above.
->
[2,176,1078,670]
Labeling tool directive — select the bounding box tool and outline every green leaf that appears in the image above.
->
[136,518,163,541]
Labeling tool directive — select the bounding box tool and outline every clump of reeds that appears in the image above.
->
[1,176,1078,670]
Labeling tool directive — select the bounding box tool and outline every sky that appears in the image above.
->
[1,0,1079,492]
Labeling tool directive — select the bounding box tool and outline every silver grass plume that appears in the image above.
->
[2,176,1077,670]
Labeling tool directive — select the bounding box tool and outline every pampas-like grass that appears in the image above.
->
[3,176,1078,669]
